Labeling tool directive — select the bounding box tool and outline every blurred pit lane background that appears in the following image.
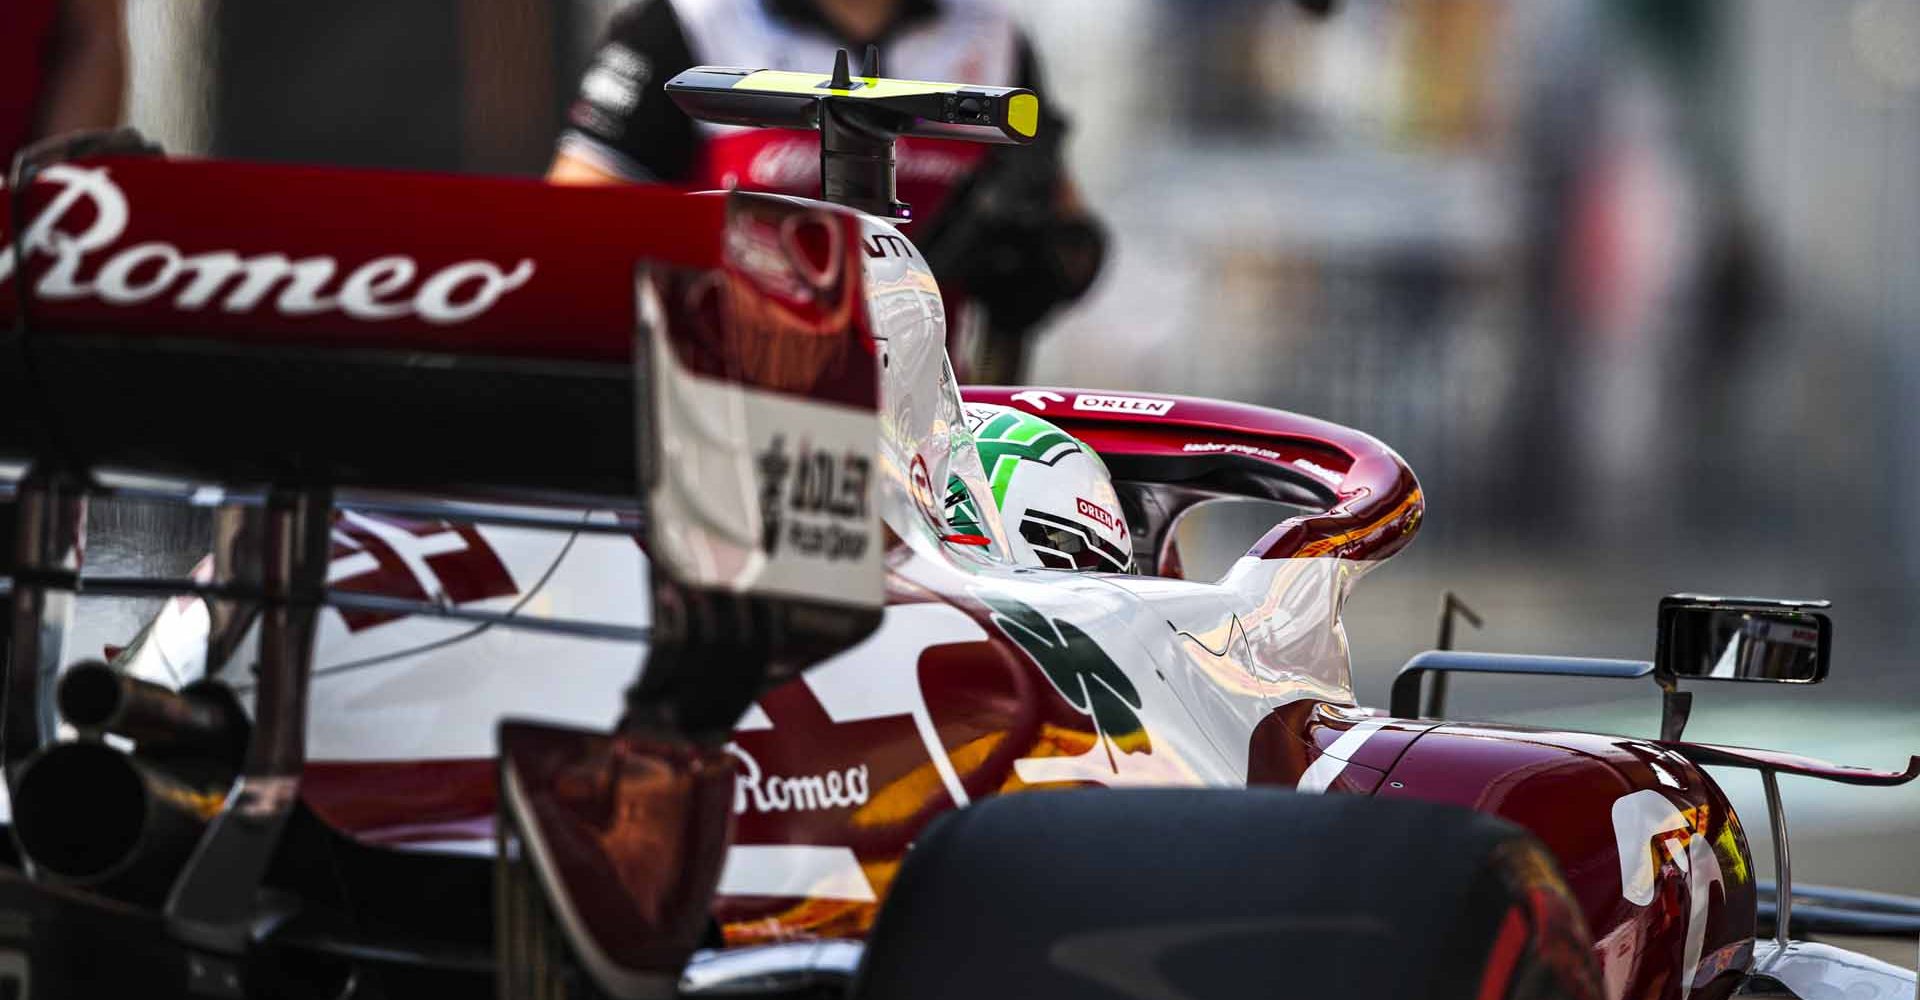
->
[108,0,1919,903]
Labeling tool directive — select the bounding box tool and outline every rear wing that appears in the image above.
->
[961,386,1422,574]
[3,154,721,495]
[1,150,882,957]
[2,152,881,594]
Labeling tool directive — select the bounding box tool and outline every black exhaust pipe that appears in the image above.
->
[10,741,227,900]
[10,664,246,901]
[56,660,247,764]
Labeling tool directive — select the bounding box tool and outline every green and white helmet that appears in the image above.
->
[961,403,1133,573]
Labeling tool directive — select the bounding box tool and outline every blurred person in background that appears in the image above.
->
[1,0,127,169]
[1,0,125,670]
[1507,0,1765,542]
[548,0,1106,382]
[1,0,125,671]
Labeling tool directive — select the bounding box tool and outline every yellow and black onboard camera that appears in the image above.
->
[665,49,1039,220]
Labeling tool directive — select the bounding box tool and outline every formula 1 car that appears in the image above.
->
[2,65,1917,1000]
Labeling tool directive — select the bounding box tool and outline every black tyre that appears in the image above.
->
[851,789,1601,1000]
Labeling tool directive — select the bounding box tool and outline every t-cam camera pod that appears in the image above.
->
[666,50,1039,220]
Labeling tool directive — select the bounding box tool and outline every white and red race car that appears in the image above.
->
[1,67,1914,1000]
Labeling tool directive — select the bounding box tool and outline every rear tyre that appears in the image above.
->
[851,789,1602,1000]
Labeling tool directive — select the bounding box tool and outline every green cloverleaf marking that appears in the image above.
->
[976,592,1150,771]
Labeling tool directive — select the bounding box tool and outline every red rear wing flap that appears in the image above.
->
[962,386,1423,563]
[1,156,723,359]
[3,153,884,614]
[0,157,877,527]
[0,155,723,497]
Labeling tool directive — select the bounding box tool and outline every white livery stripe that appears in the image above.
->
[1296,719,1392,794]
[390,838,496,858]
[803,604,987,810]
[717,845,876,902]
[735,702,775,732]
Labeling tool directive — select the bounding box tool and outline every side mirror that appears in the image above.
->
[1656,595,1831,684]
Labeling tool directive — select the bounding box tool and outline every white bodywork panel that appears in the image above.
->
[116,212,1368,873]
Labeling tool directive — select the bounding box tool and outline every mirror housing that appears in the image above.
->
[1656,595,1831,684]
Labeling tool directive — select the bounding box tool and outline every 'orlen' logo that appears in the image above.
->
[0,165,536,324]
[1010,389,1065,411]
[1073,394,1174,416]
[1076,497,1119,534]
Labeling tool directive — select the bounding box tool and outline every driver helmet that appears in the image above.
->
[961,403,1132,573]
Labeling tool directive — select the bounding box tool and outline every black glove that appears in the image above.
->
[956,212,1108,333]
